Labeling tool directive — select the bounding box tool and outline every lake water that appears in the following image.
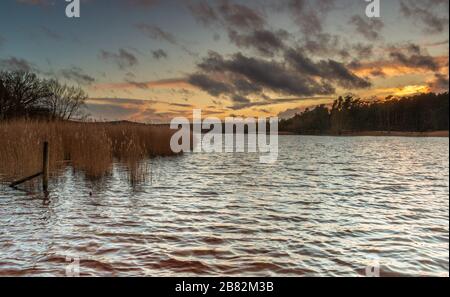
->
[0,136,448,276]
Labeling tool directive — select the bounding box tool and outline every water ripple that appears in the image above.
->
[0,136,448,276]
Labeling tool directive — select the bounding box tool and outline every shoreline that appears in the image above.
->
[341,130,449,137]
[278,131,449,137]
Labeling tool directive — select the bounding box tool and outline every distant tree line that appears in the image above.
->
[0,71,87,120]
[279,93,449,134]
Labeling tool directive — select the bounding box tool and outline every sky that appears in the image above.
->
[0,0,448,122]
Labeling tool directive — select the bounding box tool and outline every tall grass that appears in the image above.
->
[0,120,177,186]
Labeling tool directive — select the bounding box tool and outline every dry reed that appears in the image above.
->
[0,120,177,186]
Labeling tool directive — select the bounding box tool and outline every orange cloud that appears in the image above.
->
[352,55,448,77]
[363,85,432,98]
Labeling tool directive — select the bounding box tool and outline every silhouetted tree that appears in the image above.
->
[0,71,88,120]
[0,71,52,119]
[45,79,87,120]
[280,93,449,134]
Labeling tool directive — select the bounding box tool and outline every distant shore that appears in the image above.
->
[341,130,449,137]
[278,131,449,137]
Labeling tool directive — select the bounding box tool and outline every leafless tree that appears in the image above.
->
[0,71,88,120]
[45,79,88,120]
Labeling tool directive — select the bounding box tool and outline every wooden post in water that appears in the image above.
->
[42,141,49,192]
[9,141,50,191]
[9,172,43,188]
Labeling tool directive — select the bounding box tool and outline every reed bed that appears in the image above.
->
[0,120,177,186]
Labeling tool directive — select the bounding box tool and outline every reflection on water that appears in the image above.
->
[0,136,448,276]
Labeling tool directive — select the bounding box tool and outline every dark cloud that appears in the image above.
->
[191,51,335,101]
[348,42,445,76]
[0,57,34,72]
[232,78,262,95]
[288,0,322,35]
[352,43,374,59]
[190,1,346,61]
[188,0,219,26]
[228,29,289,57]
[405,43,421,55]
[168,102,194,108]
[99,49,139,69]
[349,15,384,41]
[136,24,198,57]
[123,79,151,89]
[400,0,449,34]
[190,1,292,49]
[188,0,271,55]
[284,0,337,35]
[428,73,449,92]
[230,94,251,104]
[217,0,266,30]
[135,24,177,44]
[188,73,232,96]
[208,52,335,96]
[285,48,372,89]
[196,50,225,72]
[347,60,362,70]
[187,0,350,61]
[152,49,168,59]
[389,45,440,71]
[370,68,386,78]
[60,66,95,85]
[323,60,372,89]
[300,33,346,59]
[188,46,373,109]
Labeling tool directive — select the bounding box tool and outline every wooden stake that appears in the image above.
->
[9,172,42,188]
[8,141,50,191]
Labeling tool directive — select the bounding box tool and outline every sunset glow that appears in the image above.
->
[0,0,448,122]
